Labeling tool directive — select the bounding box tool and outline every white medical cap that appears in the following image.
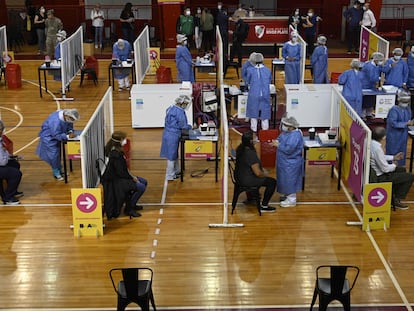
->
[393,48,403,55]
[317,35,327,45]
[117,39,125,49]
[63,109,80,121]
[397,88,411,103]
[57,30,67,39]
[175,95,192,105]
[248,52,257,63]
[350,58,360,69]
[371,51,384,61]
[281,116,299,128]
[253,52,264,64]
[176,34,187,43]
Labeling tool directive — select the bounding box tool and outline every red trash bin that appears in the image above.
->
[6,63,22,89]
[259,129,279,168]
[156,66,172,83]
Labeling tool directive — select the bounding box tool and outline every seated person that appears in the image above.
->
[102,131,147,219]
[0,120,23,205]
[370,126,414,210]
[234,131,276,212]
[112,39,133,91]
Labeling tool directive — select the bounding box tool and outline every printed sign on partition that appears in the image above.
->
[185,141,213,158]
[307,147,336,165]
[71,188,103,237]
[67,141,81,160]
[375,94,396,118]
[148,47,160,75]
[362,183,392,231]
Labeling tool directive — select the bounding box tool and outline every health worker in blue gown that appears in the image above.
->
[175,34,194,83]
[274,116,303,208]
[245,52,272,133]
[282,31,301,84]
[310,35,328,83]
[338,58,363,117]
[383,48,408,88]
[112,38,133,91]
[36,109,80,181]
[241,52,256,83]
[407,46,414,89]
[360,51,384,119]
[386,88,414,167]
[160,95,192,181]
[52,30,66,81]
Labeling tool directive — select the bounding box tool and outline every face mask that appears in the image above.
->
[121,139,127,146]
[40,8,45,13]
[282,124,289,131]
[377,61,383,66]
[197,9,201,14]
[218,5,222,10]
[363,7,367,11]
[186,10,191,16]
[399,102,409,108]
[308,13,313,17]
[411,47,414,53]
[394,55,401,60]
[291,37,297,43]
[295,10,299,16]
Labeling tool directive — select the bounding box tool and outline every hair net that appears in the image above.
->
[397,88,411,103]
[176,34,187,43]
[248,52,257,63]
[57,30,67,39]
[117,39,125,49]
[175,95,192,108]
[350,58,360,69]
[63,109,80,121]
[392,48,403,56]
[253,52,264,64]
[281,116,299,128]
[371,51,384,61]
[317,35,327,45]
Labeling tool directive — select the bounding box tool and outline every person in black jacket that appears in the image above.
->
[102,131,147,219]
[230,15,249,67]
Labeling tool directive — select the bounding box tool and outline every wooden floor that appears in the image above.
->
[0,43,414,310]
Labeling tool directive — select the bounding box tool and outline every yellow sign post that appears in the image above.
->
[362,182,392,231]
[308,147,337,165]
[71,188,103,237]
[185,140,213,158]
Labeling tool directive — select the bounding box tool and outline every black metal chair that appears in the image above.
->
[310,265,360,311]
[109,267,156,311]
[224,60,240,79]
[76,55,98,87]
[228,157,261,216]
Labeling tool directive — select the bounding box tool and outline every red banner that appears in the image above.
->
[157,0,184,4]
[243,17,289,44]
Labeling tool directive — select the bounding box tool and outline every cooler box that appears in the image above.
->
[259,129,279,167]
[6,63,22,89]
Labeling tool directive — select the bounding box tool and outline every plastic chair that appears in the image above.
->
[310,265,360,311]
[109,267,156,311]
[330,72,341,84]
[228,158,262,216]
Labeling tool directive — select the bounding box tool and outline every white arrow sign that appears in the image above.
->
[79,196,94,210]
[371,191,385,204]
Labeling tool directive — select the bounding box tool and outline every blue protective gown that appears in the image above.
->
[385,104,412,166]
[382,57,409,87]
[407,52,414,88]
[160,105,192,161]
[276,129,304,194]
[361,60,381,89]
[175,45,194,82]
[310,45,328,83]
[36,110,74,169]
[245,64,272,120]
[338,69,363,116]
[112,40,132,79]
[241,60,254,83]
[282,41,301,84]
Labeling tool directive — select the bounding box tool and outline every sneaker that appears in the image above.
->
[14,191,24,198]
[393,201,409,210]
[4,198,20,205]
[95,44,98,49]
[260,205,276,213]
[167,175,180,181]
[54,175,64,181]
[118,87,123,92]
[280,199,296,208]
[125,85,131,90]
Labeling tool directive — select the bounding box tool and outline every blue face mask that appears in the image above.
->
[282,124,289,131]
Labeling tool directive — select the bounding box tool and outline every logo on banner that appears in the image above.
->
[255,25,265,38]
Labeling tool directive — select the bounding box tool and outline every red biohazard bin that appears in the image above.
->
[156,66,172,83]
[259,129,279,168]
[6,63,22,89]
[122,138,131,169]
